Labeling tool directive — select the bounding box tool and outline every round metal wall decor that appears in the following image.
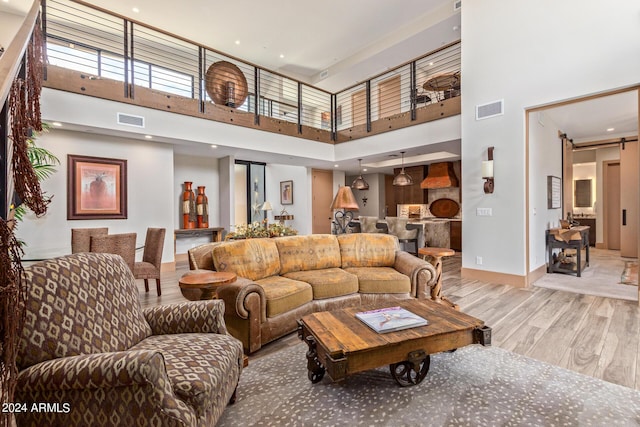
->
[205,61,248,108]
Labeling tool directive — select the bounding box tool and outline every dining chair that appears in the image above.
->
[71,227,108,253]
[89,233,137,272]
[133,228,166,296]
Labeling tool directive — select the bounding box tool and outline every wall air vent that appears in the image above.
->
[319,69,329,79]
[454,0,461,11]
[117,112,145,128]
[475,99,504,120]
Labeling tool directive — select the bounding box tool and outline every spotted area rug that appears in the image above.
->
[218,344,640,426]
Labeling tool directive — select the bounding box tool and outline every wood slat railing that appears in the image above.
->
[0,0,40,106]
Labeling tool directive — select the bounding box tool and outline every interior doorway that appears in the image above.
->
[526,88,639,284]
[603,161,621,250]
[312,169,333,234]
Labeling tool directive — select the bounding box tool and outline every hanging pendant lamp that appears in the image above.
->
[392,151,413,186]
[351,159,370,190]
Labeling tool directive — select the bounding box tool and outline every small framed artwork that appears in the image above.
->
[67,154,127,219]
[547,175,561,209]
[280,180,293,205]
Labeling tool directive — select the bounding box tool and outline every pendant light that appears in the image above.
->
[351,159,369,190]
[392,151,413,186]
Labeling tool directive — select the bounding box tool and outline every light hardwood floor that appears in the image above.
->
[140,254,640,391]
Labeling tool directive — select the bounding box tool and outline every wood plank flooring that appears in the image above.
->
[140,254,640,390]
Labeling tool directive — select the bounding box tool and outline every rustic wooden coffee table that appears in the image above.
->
[297,299,491,386]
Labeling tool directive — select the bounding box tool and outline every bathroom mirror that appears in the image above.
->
[574,179,592,207]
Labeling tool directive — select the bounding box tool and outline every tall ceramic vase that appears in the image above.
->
[182,181,196,229]
[196,186,209,228]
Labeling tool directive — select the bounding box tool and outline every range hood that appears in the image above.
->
[420,162,459,189]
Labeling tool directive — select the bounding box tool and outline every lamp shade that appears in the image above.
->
[351,175,369,190]
[392,151,414,186]
[351,159,370,190]
[481,160,494,179]
[261,201,273,211]
[392,171,413,186]
[330,186,359,211]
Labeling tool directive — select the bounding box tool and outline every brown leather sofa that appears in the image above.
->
[188,233,437,353]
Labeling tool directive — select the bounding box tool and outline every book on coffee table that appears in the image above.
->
[355,306,428,333]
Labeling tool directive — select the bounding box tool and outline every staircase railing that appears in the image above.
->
[1,0,41,221]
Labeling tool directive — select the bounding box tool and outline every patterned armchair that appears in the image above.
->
[16,252,243,426]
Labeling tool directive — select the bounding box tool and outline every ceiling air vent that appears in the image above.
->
[475,99,504,120]
[454,0,462,11]
[117,112,145,128]
[319,69,329,79]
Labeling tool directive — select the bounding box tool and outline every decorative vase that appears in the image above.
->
[196,186,209,228]
[182,181,196,229]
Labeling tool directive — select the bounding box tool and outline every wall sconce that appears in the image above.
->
[482,146,494,194]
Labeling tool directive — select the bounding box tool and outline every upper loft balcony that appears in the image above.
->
[42,0,461,145]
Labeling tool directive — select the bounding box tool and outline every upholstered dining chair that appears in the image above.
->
[71,227,108,253]
[90,232,137,272]
[384,217,419,255]
[134,227,166,296]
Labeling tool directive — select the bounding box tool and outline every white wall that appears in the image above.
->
[173,153,219,253]
[344,173,386,218]
[0,10,24,48]
[266,164,310,235]
[462,0,640,278]
[529,112,563,271]
[16,129,176,263]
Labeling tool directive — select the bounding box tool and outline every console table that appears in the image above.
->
[174,227,224,253]
[546,226,590,277]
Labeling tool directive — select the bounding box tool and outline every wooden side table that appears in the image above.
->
[179,271,237,300]
[418,247,458,310]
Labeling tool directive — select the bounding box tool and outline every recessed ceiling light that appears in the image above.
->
[363,168,368,172]
[334,164,339,168]
[607,127,615,132]
[235,40,240,45]
[52,122,62,127]
[144,135,152,139]
[211,144,218,148]
[132,7,139,13]
[279,54,285,59]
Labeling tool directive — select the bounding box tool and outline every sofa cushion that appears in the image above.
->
[275,234,342,275]
[283,268,358,300]
[131,333,243,419]
[337,233,399,268]
[343,267,411,294]
[18,253,152,370]
[213,238,280,281]
[255,276,313,317]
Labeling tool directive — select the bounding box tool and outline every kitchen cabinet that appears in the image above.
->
[392,165,427,204]
[450,221,462,251]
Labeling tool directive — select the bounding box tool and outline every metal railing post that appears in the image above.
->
[366,81,371,133]
[198,47,204,113]
[123,20,129,98]
[297,82,302,134]
[410,61,417,121]
[254,68,260,125]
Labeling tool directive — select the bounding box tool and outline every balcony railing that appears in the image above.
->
[42,0,460,143]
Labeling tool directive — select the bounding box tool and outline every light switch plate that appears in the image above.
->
[476,208,492,216]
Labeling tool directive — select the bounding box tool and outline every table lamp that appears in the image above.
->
[330,186,359,234]
[261,201,273,227]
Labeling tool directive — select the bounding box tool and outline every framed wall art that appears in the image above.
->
[67,154,127,219]
[280,180,293,205]
[547,175,561,209]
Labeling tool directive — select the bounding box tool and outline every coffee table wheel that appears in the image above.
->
[308,369,325,383]
[390,353,430,387]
